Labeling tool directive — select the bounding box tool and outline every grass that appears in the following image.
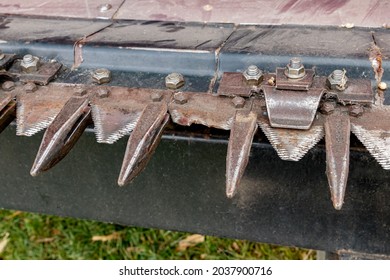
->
[0,210,315,260]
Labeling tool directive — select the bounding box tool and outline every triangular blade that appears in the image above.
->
[351,107,390,169]
[91,88,169,144]
[324,111,350,210]
[16,84,75,136]
[226,111,258,198]
[258,114,324,161]
[30,95,91,176]
[118,102,169,186]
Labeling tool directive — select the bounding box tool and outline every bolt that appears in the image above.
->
[98,3,112,12]
[232,96,245,108]
[285,57,306,79]
[92,68,111,84]
[74,87,87,96]
[174,92,187,104]
[326,69,348,91]
[96,87,110,98]
[151,91,163,102]
[20,54,40,73]
[2,81,15,91]
[165,73,185,90]
[349,104,364,117]
[321,102,335,115]
[23,82,37,93]
[243,65,263,85]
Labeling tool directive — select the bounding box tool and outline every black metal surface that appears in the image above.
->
[1,15,390,255]
[0,125,389,254]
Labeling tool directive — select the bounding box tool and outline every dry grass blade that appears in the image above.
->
[176,234,205,252]
[92,232,121,242]
[35,237,55,243]
[0,232,10,254]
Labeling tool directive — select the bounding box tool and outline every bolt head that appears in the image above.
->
[92,68,111,84]
[320,102,335,115]
[232,96,245,108]
[174,92,187,104]
[20,55,40,73]
[349,105,364,117]
[165,73,185,90]
[151,91,163,102]
[98,3,112,12]
[326,70,348,91]
[285,58,305,79]
[2,81,15,91]
[96,87,110,98]
[242,65,263,85]
[23,82,37,93]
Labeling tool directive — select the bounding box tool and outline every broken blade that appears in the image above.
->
[258,114,324,161]
[324,110,350,210]
[30,95,91,176]
[226,111,258,198]
[118,102,169,186]
[351,107,390,169]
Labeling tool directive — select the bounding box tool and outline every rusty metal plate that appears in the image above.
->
[169,92,252,130]
[275,68,315,91]
[90,87,171,144]
[217,72,275,97]
[0,0,124,19]
[15,83,79,136]
[115,0,389,27]
[325,78,375,105]
[263,85,324,130]
[9,60,62,85]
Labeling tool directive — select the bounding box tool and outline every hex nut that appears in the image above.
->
[92,68,111,84]
[2,81,15,91]
[326,69,348,91]
[284,57,305,79]
[232,96,245,108]
[20,54,40,73]
[96,87,110,98]
[174,92,187,104]
[151,91,163,102]
[23,82,38,93]
[320,102,335,115]
[243,65,263,86]
[165,73,185,90]
[349,105,364,117]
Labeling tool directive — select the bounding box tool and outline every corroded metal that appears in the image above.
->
[30,95,91,176]
[324,110,351,210]
[9,60,62,85]
[226,110,257,197]
[16,83,77,136]
[118,102,170,186]
[263,85,324,130]
[91,87,171,144]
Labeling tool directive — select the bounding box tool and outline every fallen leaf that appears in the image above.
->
[176,234,205,252]
[0,233,10,254]
[92,232,121,242]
